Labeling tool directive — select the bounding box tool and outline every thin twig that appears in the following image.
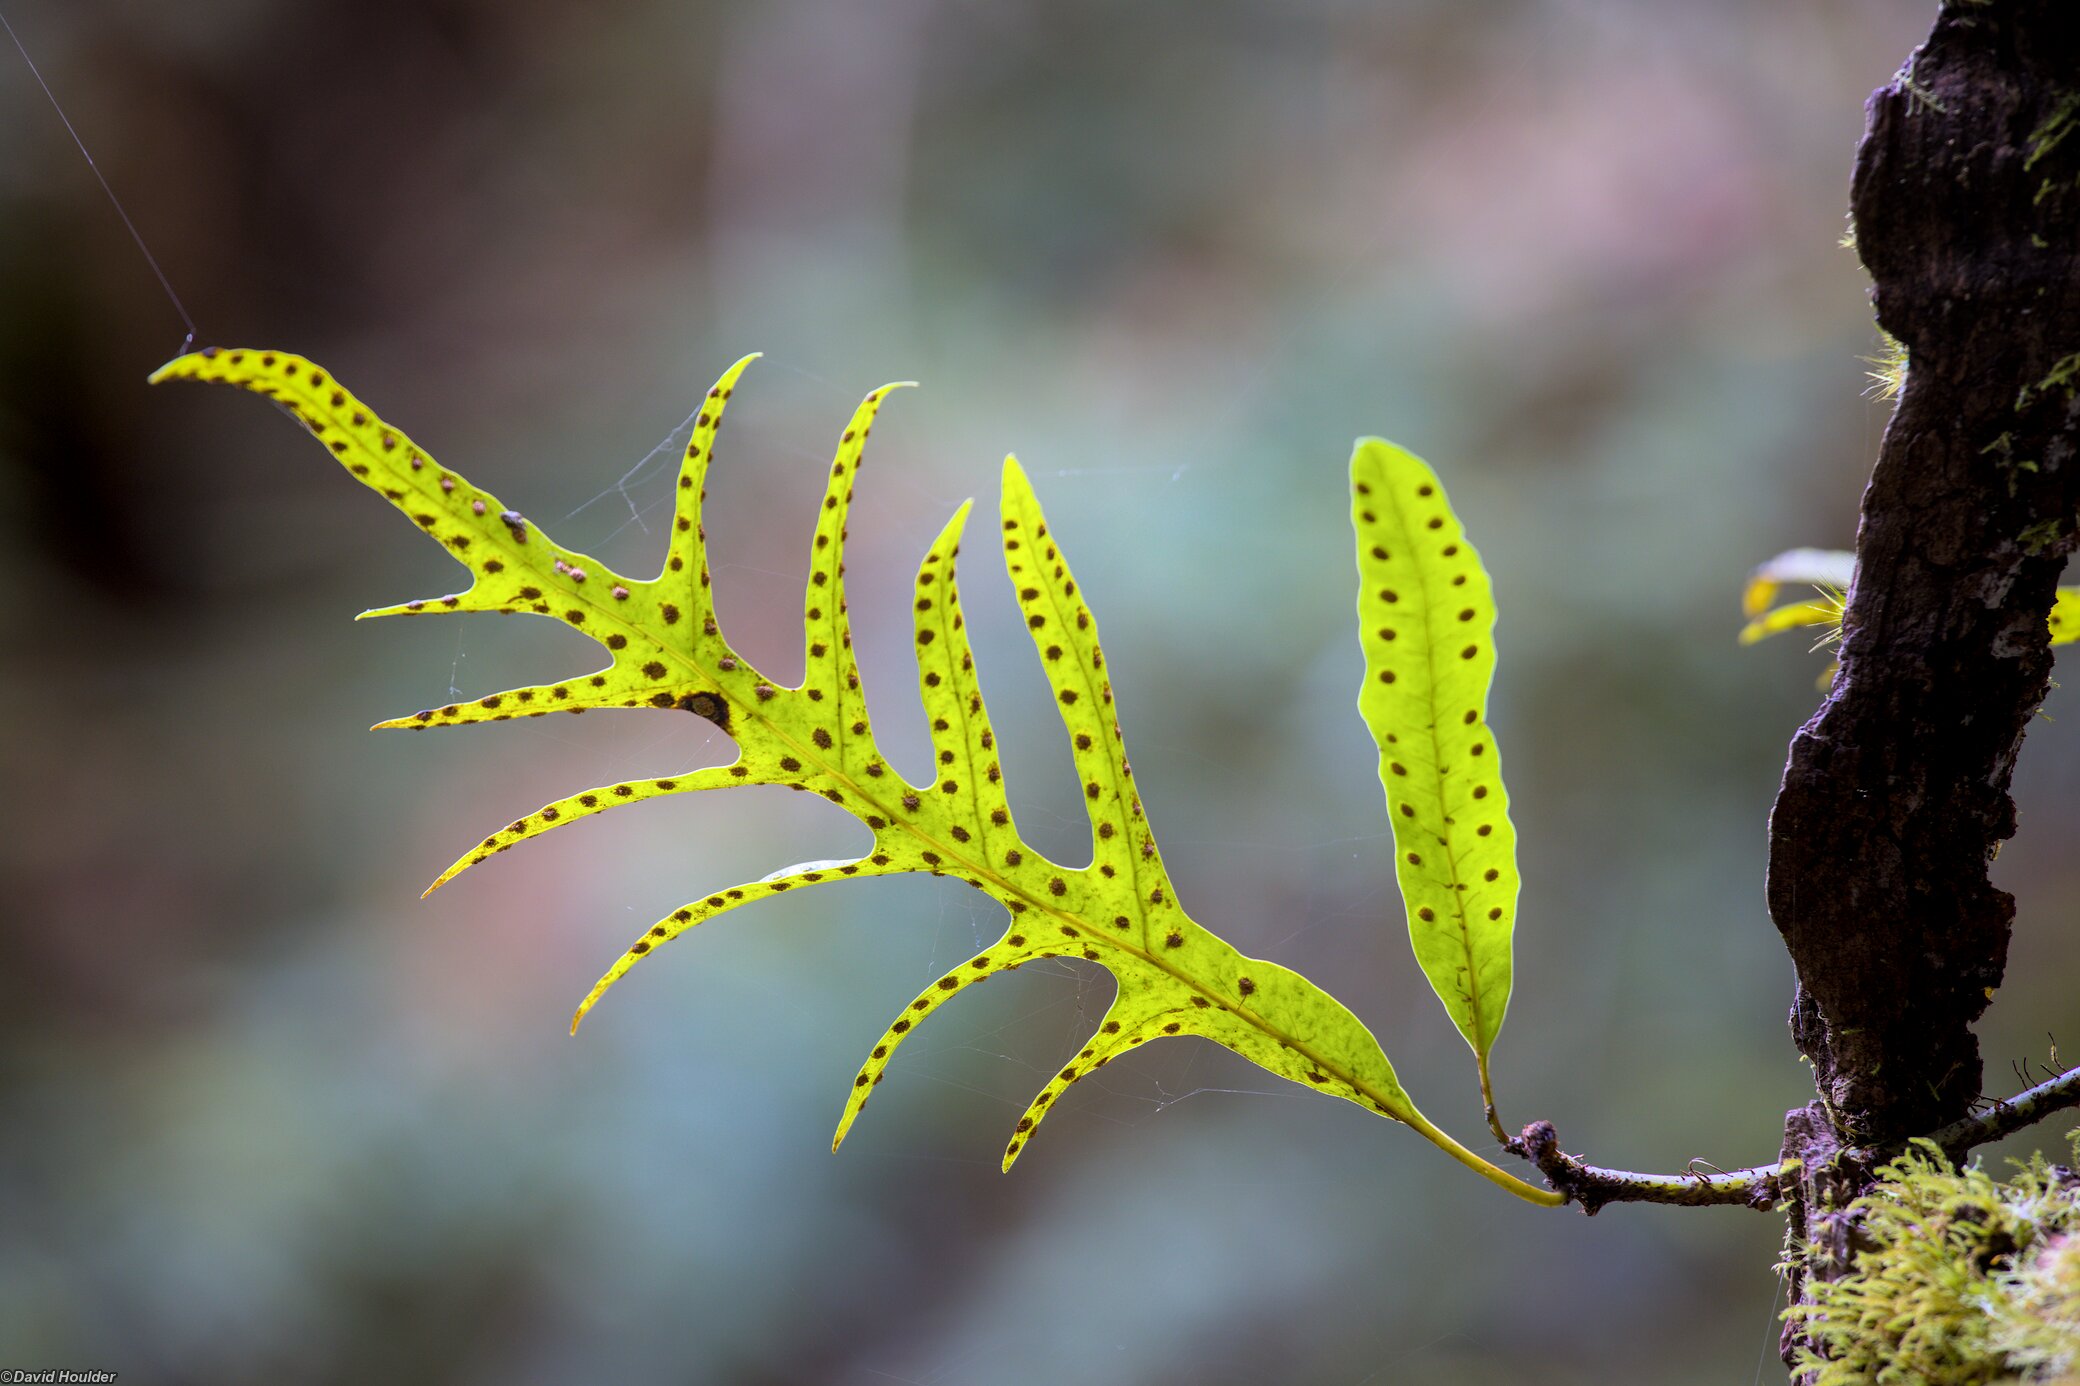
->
[1516,1067,2080,1216]
[1928,1064,2080,1158]
[1515,1121,1788,1216]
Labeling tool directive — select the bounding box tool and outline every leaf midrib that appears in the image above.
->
[1379,475,1493,1054]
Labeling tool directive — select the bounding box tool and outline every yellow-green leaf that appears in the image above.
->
[2051,588,2080,644]
[1742,547,1856,619]
[1742,547,2080,649]
[152,346,1561,1204]
[1739,597,1844,647]
[1350,438,1519,1128]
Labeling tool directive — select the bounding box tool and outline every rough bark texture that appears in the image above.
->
[1770,1,2080,1366]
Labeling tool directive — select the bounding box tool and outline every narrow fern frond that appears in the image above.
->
[152,346,1560,1203]
[1350,439,1521,1137]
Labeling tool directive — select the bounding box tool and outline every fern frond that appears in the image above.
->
[152,346,1560,1203]
[1349,439,1521,1138]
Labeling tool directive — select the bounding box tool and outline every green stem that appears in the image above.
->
[1407,1110,1566,1207]
[1477,1053,1508,1146]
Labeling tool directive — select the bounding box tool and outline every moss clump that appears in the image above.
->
[1786,1134,2080,1385]
[1995,1229,2080,1382]
[1865,329,1910,403]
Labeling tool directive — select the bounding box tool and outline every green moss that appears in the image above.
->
[2025,92,2080,173]
[2017,519,2067,556]
[1866,330,1910,403]
[1785,1134,2080,1385]
[2019,352,2080,411]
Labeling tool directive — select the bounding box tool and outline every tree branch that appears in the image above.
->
[1933,1064,2080,1158]
[1767,0,2080,1149]
[1514,1121,1789,1215]
[1512,1066,2080,1217]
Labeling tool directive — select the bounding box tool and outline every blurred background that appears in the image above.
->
[3,1,2072,1382]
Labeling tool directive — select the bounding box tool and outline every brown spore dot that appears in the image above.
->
[937,977,959,991]
[1461,645,1478,659]
[891,1019,911,1034]
[1379,670,1397,684]
[661,604,681,624]
[1237,977,1257,998]
[1489,907,1504,920]
[1048,878,1067,897]
[1483,868,1500,882]
[642,661,667,680]
[1417,907,1435,922]
[606,634,628,650]
[1164,932,1183,949]
[990,808,1010,826]
[902,793,922,812]
[779,757,802,773]
[1477,824,1493,837]
[1163,1023,1182,1035]
[1472,785,1489,800]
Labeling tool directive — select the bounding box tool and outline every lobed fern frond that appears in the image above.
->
[151,346,1559,1203]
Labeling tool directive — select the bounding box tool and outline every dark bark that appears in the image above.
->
[1769,0,2080,1365]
